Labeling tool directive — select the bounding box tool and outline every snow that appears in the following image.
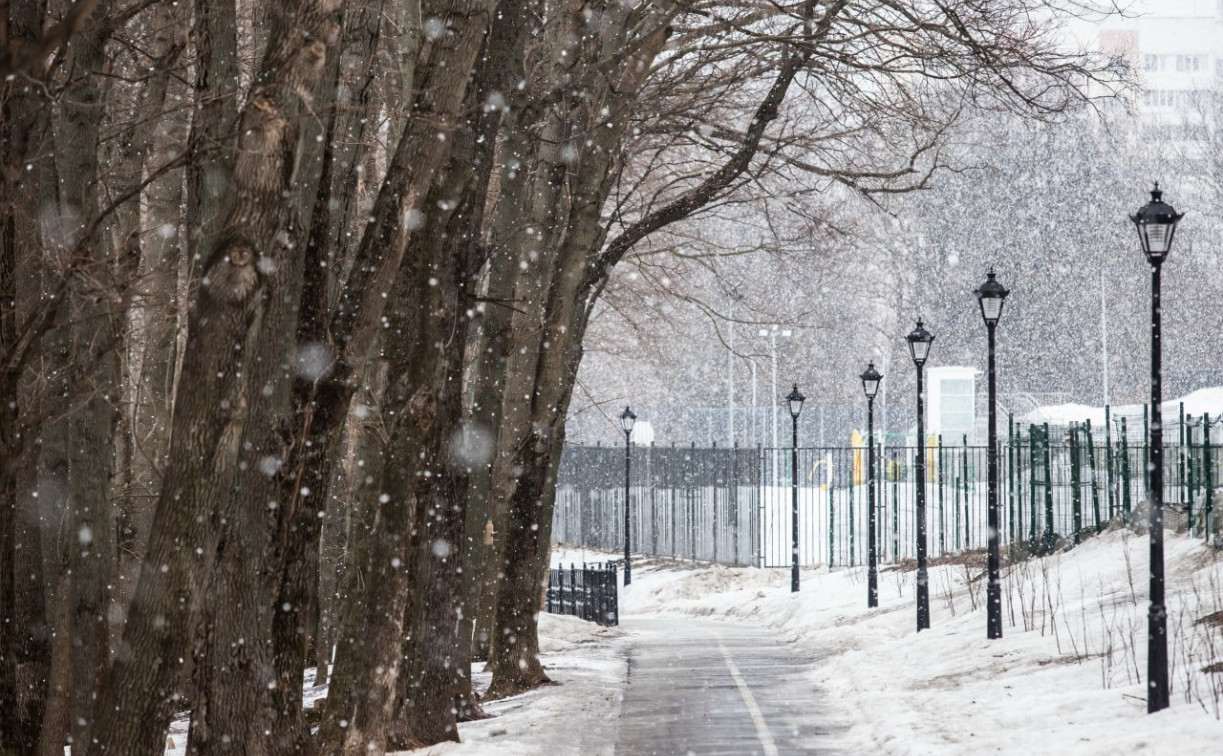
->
[159,533,1220,755]
[1022,387,1223,427]
[622,530,1223,754]
[455,531,1219,754]
[411,614,624,756]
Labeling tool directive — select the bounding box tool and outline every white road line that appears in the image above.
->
[718,640,781,756]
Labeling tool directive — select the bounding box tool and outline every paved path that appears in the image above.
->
[616,618,845,756]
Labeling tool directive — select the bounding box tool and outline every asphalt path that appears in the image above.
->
[616,618,845,756]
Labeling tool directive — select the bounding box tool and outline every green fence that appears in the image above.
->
[553,420,1221,568]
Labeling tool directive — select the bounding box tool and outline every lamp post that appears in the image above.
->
[975,270,1009,640]
[787,384,805,592]
[620,406,637,586]
[861,363,882,608]
[907,320,934,631]
[759,327,792,482]
[1131,184,1183,714]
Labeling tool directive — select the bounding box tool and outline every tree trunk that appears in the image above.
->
[36,295,72,756]
[118,1,189,621]
[50,14,122,748]
[0,2,52,749]
[263,4,386,745]
[85,3,343,753]
[316,4,498,751]
[484,4,673,698]
[185,0,239,282]
[454,0,530,680]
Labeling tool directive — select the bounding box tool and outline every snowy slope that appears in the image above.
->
[469,531,1220,754]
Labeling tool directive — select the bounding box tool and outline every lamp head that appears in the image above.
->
[620,406,636,434]
[860,362,882,400]
[786,384,805,419]
[906,319,935,366]
[974,268,1010,326]
[1130,183,1183,265]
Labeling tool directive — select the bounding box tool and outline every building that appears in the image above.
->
[1093,0,1223,142]
[926,366,980,445]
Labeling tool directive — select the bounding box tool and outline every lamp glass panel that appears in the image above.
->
[1144,223,1171,254]
[789,398,804,418]
[909,339,931,363]
[980,296,1004,323]
[863,378,879,398]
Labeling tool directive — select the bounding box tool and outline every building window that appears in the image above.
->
[1175,55,1203,72]
[1145,54,1159,71]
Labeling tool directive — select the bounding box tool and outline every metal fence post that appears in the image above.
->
[891,453,899,561]
[1105,405,1115,519]
[570,563,577,616]
[1028,426,1038,543]
[1121,417,1132,516]
[938,435,946,555]
[1189,420,1198,532]
[961,434,970,551]
[732,442,740,566]
[827,467,835,568]
[1142,404,1150,497]
[1007,415,1016,545]
[1204,414,1214,544]
[689,442,697,561]
[1087,420,1101,533]
[712,441,719,564]
[748,440,758,565]
[1042,423,1054,545]
[848,462,856,568]
[1070,424,1083,543]
[650,442,658,557]
[1179,402,1187,508]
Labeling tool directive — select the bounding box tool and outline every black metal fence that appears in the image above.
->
[553,421,1221,569]
[544,562,619,626]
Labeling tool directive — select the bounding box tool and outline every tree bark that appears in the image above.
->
[0,1,52,750]
[485,3,673,698]
[263,4,387,747]
[85,3,342,753]
[315,4,498,752]
[455,0,530,676]
[49,13,122,748]
[185,0,239,281]
[118,1,189,622]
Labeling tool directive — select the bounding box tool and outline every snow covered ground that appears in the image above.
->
[154,532,1221,754]
[621,533,1223,754]
[435,530,1221,754]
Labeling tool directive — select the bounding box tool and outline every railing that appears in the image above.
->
[544,562,619,627]
[553,423,1221,569]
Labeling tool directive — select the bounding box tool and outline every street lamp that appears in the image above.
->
[861,363,882,608]
[786,384,805,592]
[907,319,934,631]
[620,406,637,586]
[974,269,1009,640]
[759,327,793,473]
[1131,183,1183,714]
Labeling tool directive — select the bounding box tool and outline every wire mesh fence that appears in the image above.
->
[553,422,1221,569]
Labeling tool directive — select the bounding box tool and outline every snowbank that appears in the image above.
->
[161,535,1219,754]
[1023,386,1223,427]
[622,530,1223,754]
[411,612,625,756]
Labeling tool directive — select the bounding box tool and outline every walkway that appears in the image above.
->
[616,618,845,755]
